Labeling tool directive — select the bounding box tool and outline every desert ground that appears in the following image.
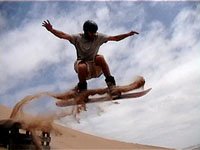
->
[0,105,171,149]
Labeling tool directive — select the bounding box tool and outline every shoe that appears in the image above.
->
[76,81,89,103]
[77,81,87,93]
[105,76,121,99]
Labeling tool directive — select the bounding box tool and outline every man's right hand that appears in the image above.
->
[42,20,53,31]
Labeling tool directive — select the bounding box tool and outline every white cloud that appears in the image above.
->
[0,2,200,149]
[0,21,68,93]
[62,3,200,149]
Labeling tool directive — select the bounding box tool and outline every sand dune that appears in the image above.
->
[0,105,11,120]
[0,105,170,149]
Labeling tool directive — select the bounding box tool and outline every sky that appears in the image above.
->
[0,1,200,149]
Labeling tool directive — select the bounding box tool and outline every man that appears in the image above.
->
[42,20,138,96]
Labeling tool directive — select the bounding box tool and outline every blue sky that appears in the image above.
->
[0,1,200,149]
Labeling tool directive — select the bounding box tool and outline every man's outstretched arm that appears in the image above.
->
[107,31,139,42]
[42,20,72,41]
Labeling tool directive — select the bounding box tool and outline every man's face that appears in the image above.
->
[87,31,97,40]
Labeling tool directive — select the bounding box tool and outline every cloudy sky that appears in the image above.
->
[0,1,200,149]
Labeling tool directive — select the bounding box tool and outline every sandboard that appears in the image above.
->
[88,88,152,103]
[54,76,151,107]
[56,88,152,107]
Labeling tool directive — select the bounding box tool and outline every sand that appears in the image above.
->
[0,104,172,150]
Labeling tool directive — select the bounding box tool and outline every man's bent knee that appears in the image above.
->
[77,62,87,73]
[95,55,106,66]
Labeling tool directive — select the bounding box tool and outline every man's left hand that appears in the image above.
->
[129,31,139,36]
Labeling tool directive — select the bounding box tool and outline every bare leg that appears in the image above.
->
[95,55,121,97]
[77,62,88,83]
[95,55,111,78]
[76,62,88,91]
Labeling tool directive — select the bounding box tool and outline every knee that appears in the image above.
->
[95,55,106,65]
[77,62,87,73]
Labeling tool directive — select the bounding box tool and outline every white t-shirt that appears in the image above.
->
[70,33,108,61]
